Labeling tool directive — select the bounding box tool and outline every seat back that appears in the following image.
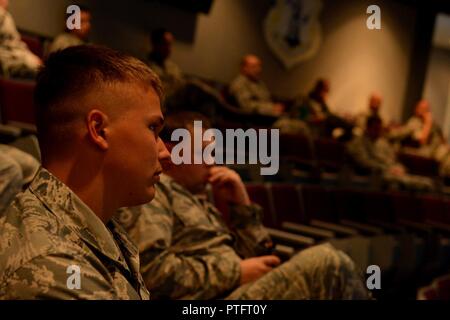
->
[0,78,36,126]
[270,183,307,224]
[245,183,277,228]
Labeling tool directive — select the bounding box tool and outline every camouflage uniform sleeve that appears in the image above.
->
[388,118,422,142]
[132,193,242,300]
[2,252,128,300]
[227,203,273,258]
[229,79,274,115]
[347,138,388,173]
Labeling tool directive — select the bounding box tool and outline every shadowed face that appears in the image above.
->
[165,127,214,195]
[72,10,92,40]
[369,94,382,112]
[104,83,170,207]
[153,32,174,60]
[0,0,9,10]
[242,55,262,81]
[415,99,430,118]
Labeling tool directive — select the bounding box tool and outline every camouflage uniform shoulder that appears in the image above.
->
[229,74,249,91]
[0,188,89,284]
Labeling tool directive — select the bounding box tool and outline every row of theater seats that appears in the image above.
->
[278,133,442,181]
[213,183,450,298]
[213,182,450,254]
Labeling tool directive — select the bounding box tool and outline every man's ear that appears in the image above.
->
[86,109,110,151]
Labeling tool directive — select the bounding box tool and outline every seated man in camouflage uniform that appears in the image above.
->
[0,45,171,299]
[116,112,370,300]
[229,54,284,117]
[48,4,92,54]
[347,115,434,191]
[388,99,450,179]
[0,0,42,78]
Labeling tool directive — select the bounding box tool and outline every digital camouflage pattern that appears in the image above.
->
[229,74,276,116]
[0,7,41,78]
[147,57,185,98]
[226,242,370,300]
[117,174,370,300]
[389,116,443,158]
[0,151,22,214]
[347,135,435,191]
[388,116,450,178]
[0,167,150,300]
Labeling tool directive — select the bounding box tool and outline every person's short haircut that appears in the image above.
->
[160,111,211,143]
[35,45,162,154]
[151,28,169,45]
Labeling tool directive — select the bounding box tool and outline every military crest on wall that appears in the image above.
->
[264,0,323,69]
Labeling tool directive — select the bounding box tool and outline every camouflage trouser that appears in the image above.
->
[0,145,40,213]
[383,173,435,192]
[226,243,371,300]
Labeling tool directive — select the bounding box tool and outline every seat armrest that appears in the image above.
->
[310,219,359,236]
[282,221,335,238]
[339,219,384,235]
[266,228,316,247]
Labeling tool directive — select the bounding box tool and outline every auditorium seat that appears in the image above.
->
[270,183,336,239]
[435,274,450,300]
[420,195,449,230]
[244,183,315,248]
[296,185,360,236]
[0,77,37,131]
[20,34,44,59]
[279,134,319,182]
[397,153,440,178]
[314,138,345,182]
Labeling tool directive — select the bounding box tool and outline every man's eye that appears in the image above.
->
[149,125,156,131]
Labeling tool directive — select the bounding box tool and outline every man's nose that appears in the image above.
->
[158,140,171,160]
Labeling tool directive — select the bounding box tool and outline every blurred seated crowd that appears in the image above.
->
[1,2,450,300]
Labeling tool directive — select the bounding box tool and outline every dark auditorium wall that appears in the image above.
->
[10,0,419,123]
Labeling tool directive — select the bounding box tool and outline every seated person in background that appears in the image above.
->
[297,79,354,140]
[0,0,41,78]
[0,144,39,213]
[388,99,449,167]
[116,111,370,300]
[0,45,170,299]
[147,28,223,119]
[347,115,434,191]
[229,54,284,117]
[353,92,383,137]
[147,28,184,98]
[47,4,91,54]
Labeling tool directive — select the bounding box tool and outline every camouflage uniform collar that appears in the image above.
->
[29,167,129,265]
[161,174,202,202]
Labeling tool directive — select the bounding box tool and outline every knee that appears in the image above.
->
[1,157,23,187]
